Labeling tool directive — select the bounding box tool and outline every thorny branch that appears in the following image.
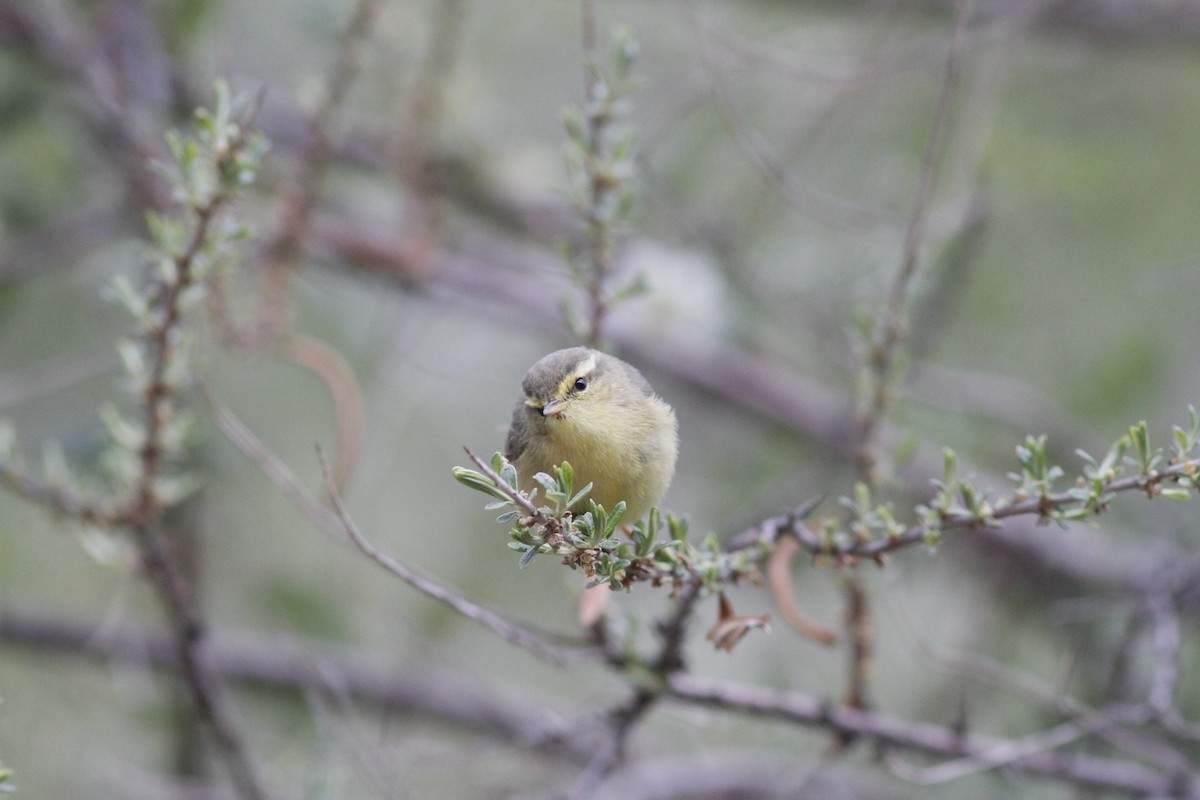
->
[726,456,1200,562]
[115,100,272,800]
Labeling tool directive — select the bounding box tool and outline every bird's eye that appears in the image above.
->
[573,376,589,392]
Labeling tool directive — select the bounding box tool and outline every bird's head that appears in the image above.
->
[521,347,606,425]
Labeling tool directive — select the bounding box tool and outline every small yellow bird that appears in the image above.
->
[504,347,678,521]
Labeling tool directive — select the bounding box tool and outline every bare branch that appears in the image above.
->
[318,449,600,667]
[666,674,1198,798]
[0,609,596,761]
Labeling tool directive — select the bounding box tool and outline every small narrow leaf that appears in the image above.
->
[451,466,511,502]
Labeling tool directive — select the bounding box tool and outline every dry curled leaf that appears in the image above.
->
[768,532,839,646]
[706,592,770,653]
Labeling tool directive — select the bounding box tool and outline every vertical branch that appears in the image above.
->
[843,0,974,729]
[563,4,640,349]
[0,85,273,800]
[579,0,612,350]
[854,0,973,482]
[399,0,467,205]
[581,0,597,75]
[389,0,468,274]
[214,0,381,348]
[120,92,272,800]
[569,585,702,800]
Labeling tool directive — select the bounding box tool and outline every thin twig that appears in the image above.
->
[0,468,122,527]
[693,11,890,228]
[399,0,466,203]
[725,457,1200,562]
[889,589,1198,775]
[886,711,1129,785]
[317,449,599,667]
[204,391,346,536]
[854,0,974,481]
[215,0,381,348]
[0,4,168,211]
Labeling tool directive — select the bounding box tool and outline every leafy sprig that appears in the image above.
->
[453,450,758,592]
[0,81,266,547]
[838,409,1200,558]
[560,27,646,347]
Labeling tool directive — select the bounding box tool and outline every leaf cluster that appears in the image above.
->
[832,409,1200,554]
[560,28,647,341]
[453,453,761,593]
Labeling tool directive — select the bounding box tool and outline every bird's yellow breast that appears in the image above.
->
[515,394,677,522]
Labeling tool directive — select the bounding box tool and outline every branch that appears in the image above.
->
[318,449,600,667]
[855,0,973,482]
[0,609,596,761]
[0,84,273,800]
[119,90,271,800]
[726,456,1200,562]
[666,674,1198,798]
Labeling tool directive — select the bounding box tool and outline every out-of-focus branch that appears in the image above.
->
[397,0,466,216]
[3,604,1197,798]
[0,609,596,761]
[0,3,168,211]
[208,394,598,666]
[1,85,273,800]
[214,0,381,350]
[855,0,973,483]
[841,0,973,725]
[666,674,1199,798]
[849,0,1200,42]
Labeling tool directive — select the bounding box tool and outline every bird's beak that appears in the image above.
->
[541,397,568,417]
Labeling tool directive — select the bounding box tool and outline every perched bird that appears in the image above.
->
[504,347,678,521]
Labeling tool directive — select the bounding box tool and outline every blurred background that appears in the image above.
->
[1,0,1199,798]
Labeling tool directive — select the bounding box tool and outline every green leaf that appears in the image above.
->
[556,461,574,496]
[667,513,688,542]
[533,472,559,494]
[452,466,511,502]
[500,460,519,489]
[518,547,540,569]
[566,481,594,509]
[602,500,625,535]
[562,107,586,145]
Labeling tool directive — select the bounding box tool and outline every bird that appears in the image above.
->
[504,347,678,522]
